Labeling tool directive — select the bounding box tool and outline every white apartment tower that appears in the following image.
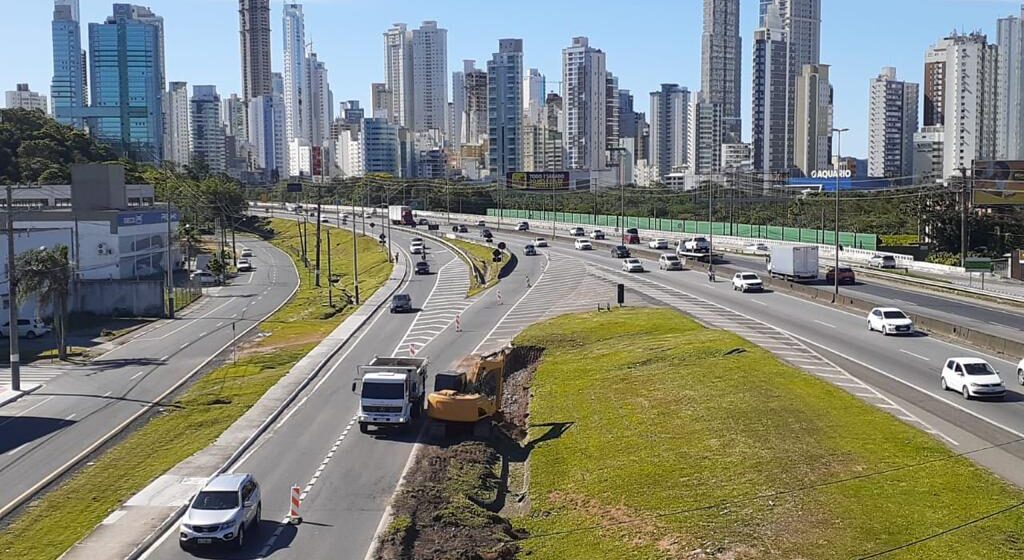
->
[163,81,190,168]
[524,68,545,126]
[649,83,690,181]
[793,64,833,176]
[384,23,414,128]
[867,67,918,178]
[997,12,1024,160]
[306,51,332,148]
[190,85,226,173]
[282,3,309,143]
[937,32,998,180]
[412,21,447,134]
[463,61,489,146]
[689,93,726,175]
[562,37,607,170]
[702,0,742,142]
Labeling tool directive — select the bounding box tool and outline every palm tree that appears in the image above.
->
[15,245,72,360]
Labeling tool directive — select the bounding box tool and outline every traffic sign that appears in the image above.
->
[497,242,507,251]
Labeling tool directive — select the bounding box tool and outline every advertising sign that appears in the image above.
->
[117,210,180,227]
[506,171,570,190]
[973,160,1024,206]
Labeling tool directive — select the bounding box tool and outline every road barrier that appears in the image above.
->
[455,314,462,332]
[288,485,302,525]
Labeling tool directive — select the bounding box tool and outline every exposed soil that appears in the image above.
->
[497,346,544,442]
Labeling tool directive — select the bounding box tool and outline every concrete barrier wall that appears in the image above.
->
[74,279,165,317]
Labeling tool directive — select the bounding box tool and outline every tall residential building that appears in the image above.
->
[451,63,467,150]
[923,37,952,128]
[271,72,284,97]
[702,0,742,142]
[248,93,286,179]
[411,21,447,134]
[562,37,607,170]
[939,32,998,180]
[793,64,833,176]
[282,3,309,143]
[463,62,489,147]
[221,93,246,141]
[649,84,691,180]
[163,81,190,167]
[306,51,332,148]
[524,68,545,126]
[867,67,918,179]
[362,117,400,175]
[6,84,47,112]
[190,85,225,173]
[488,39,524,177]
[689,93,726,175]
[606,72,620,152]
[997,12,1024,159]
[370,83,391,119]
[51,0,86,127]
[384,23,414,127]
[751,2,789,172]
[86,4,165,162]
[913,126,945,183]
[239,0,272,102]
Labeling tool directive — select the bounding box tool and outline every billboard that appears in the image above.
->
[506,171,570,190]
[973,160,1024,206]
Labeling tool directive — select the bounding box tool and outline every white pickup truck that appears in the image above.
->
[353,356,428,434]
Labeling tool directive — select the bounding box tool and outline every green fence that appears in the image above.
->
[487,209,878,251]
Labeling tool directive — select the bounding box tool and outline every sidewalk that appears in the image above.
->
[0,383,41,407]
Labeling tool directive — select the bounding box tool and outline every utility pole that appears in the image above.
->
[960,166,969,268]
[832,128,849,297]
[385,186,393,262]
[446,178,451,224]
[6,186,20,391]
[314,186,322,287]
[708,181,715,275]
[351,190,361,305]
[230,220,237,267]
[165,201,175,319]
[217,218,226,282]
[326,227,333,307]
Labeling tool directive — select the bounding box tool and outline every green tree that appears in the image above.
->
[15,245,72,361]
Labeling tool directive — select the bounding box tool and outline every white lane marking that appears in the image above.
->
[159,355,170,362]
[65,413,77,420]
[752,300,768,306]
[813,320,836,329]
[0,396,56,428]
[130,371,145,380]
[899,349,931,362]
[473,254,553,354]
[102,391,112,398]
[6,443,29,456]
[133,298,236,341]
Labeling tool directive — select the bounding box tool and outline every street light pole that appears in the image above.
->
[351,190,361,305]
[314,186,322,287]
[832,127,849,298]
[959,166,969,268]
[708,180,714,276]
[6,186,20,391]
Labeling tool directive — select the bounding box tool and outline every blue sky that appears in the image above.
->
[1,0,1022,157]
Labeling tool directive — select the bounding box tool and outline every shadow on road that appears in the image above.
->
[83,357,168,374]
[0,416,76,453]
[184,519,298,559]
[36,392,183,409]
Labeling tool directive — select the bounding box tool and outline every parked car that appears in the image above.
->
[574,238,593,250]
[569,226,586,237]
[611,245,631,258]
[524,244,537,256]
[476,220,487,227]
[179,473,261,550]
[648,238,669,250]
[940,357,1006,400]
[236,259,253,272]
[414,261,430,275]
[866,307,914,335]
[746,242,770,255]
[868,254,898,269]
[517,221,530,231]
[732,272,764,292]
[390,294,413,313]
[825,266,856,285]
[191,270,218,285]
[0,319,50,339]
[658,254,683,271]
[590,229,606,240]
[240,248,254,258]
[622,258,644,273]
[534,237,548,247]
[623,228,640,244]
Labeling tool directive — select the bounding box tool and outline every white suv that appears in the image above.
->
[940,358,1006,400]
[0,319,50,339]
[732,272,764,292]
[179,473,261,550]
[658,254,683,270]
[574,238,592,250]
[648,238,669,250]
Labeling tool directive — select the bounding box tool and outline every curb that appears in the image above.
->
[0,383,42,408]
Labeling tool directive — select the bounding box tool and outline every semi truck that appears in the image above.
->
[388,205,415,226]
[352,356,428,434]
[767,245,819,282]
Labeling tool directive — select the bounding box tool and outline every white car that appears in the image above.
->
[590,229,606,240]
[534,237,548,248]
[746,242,770,255]
[179,473,261,550]
[574,238,593,251]
[240,249,254,258]
[622,258,644,273]
[0,319,50,339]
[191,270,217,285]
[516,221,530,231]
[940,357,1006,400]
[732,272,764,292]
[658,254,683,271]
[410,241,425,255]
[236,259,253,272]
[648,238,669,250]
[569,226,586,237]
[866,307,914,335]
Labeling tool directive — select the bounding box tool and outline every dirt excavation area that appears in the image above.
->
[378,308,1024,560]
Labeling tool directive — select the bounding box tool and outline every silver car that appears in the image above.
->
[179,473,261,550]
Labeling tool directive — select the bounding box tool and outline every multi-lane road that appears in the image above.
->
[0,237,298,519]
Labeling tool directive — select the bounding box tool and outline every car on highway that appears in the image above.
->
[590,229,606,240]
[648,238,670,250]
[868,254,898,269]
[623,228,641,244]
[476,220,487,227]
[569,226,586,237]
[517,221,530,231]
[191,270,217,286]
[236,259,253,272]
[574,238,593,250]
[179,473,261,551]
[524,244,537,256]
[320,217,330,224]
[826,266,856,285]
[417,218,430,226]
[454,224,468,233]
[0,318,50,339]
[240,248,254,258]
[746,242,770,255]
[390,294,413,313]
[867,307,914,335]
[680,237,710,254]
[940,357,1006,400]
[414,261,430,275]
[658,254,683,271]
[732,272,764,292]
[622,258,644,273]
[481,229,493,239]
[611,245,631,258]
[534,237,548,247]
[410,240,425,255]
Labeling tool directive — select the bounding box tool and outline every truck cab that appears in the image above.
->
[353,357,428,434]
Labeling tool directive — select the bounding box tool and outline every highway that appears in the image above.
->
[0,237,299,519]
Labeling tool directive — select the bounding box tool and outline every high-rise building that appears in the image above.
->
[411,21,447,134]
[488,39,524,177]
[913,126,945,183]
[384,23,414,127]
[451,63,467,150]
[163,81,190,167]
[867,67,918,179]
[51,0,86,128]
[190,85,225,173]
[85,3,165,162]
[606,72,620,153]
[721,142,752,170]
[5,84,48,112]
[524,68,545,126]
[649,84,690,180]
[522,125,563,172]
[282,3,308,143]
[702,0,742,142]
[239,0,272,102]
[221,93,246,141]
[463,61,489,146]
[248,93,286,179]
[997,12,1024,159]
[562,36,607,170]
[306,51,332,148]
[751,2,789,172]
[370,83,391,120]
[923,37,951,128]
[938,32,998,180]
[793,64,833,176]
[362,117,400,175]
[271,72,284,97]
[689,93,726,175]
[339,100,364,128]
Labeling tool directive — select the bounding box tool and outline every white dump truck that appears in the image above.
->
[353,356,428,434]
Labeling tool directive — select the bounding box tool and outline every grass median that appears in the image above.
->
[514,308,1024,559]
[449,238,507,297]
[0,218,391,560]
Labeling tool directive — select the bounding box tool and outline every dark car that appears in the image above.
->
[417,218,430,226]
[826,266,856,285]
[623,228,640,244]
[414,261,430,275]
[611,245,631,258]
[524,244,537,256]
[481,229,493,239]
[390,294,413,313]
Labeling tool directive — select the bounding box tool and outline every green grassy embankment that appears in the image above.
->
[0,219,391,560]
[449,238,507,297]
[514,308,1024,560]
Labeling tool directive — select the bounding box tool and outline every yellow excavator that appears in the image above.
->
[427,347,508,437]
